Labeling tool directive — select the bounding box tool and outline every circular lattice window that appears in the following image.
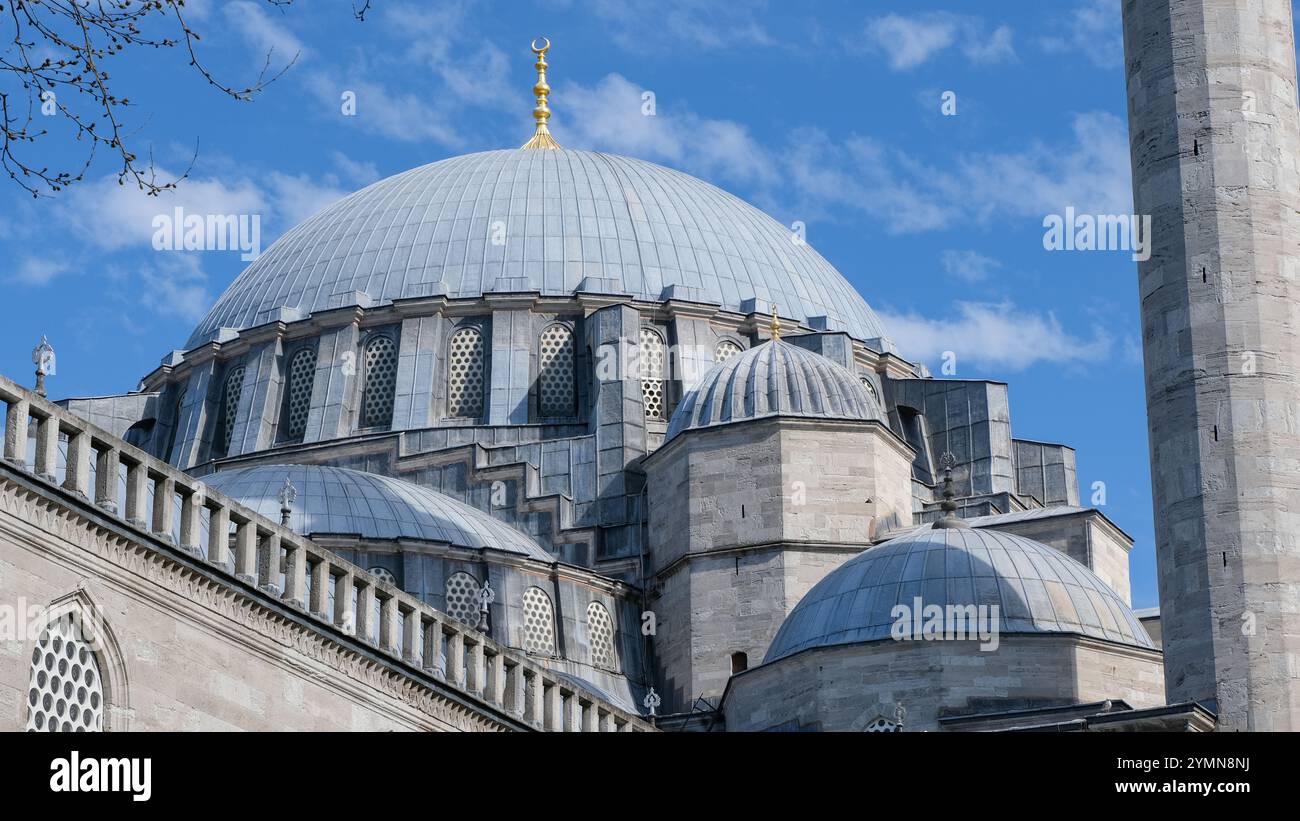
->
[587,601,616,670]
[362,335,398,429]
[447,329,486,419]
[283,347,318,441]
[714,340,743,364]
[444,572,481,628]
[221,364,246,453]
[521,586,556,656]
[639,328,666,421]
[538,325,576,417]
[369,566,397,585]
[26,616,104,732]
[864,717,899,733]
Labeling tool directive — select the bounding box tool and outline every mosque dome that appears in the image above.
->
[186,148,889,349]
[203,464,553,562]
[764,526,1155,663]
[666,338,885,440]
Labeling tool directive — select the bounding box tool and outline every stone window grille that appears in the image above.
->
[282,347,318,441]
[538,324,576,417]
[639,328,666,421]
[521,586,556,656]
[444,572,481,628]
[860,376,879,403]
[864,717,900,733]
[714,339,743,364]
[26,614,104,732]
[587,601,616,670]
[362,334,397,429]
[219,365,246,455]
[369,566,396,585]
[447,328,486,419]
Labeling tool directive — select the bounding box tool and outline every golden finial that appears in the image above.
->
[770,304,781,341]
[522,38,562,150]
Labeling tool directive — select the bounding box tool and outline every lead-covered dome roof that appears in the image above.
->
[188,149,888,348]
[764,526,1154,663]
[204,464,552,562]
[666,339,885,440]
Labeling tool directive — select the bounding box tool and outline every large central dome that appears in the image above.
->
[188,149,888,348]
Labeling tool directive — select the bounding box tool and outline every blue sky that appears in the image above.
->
[0,0,1163,605]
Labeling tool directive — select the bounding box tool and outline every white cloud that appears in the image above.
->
[9,256,70,286]
[1040,0,1123,69]
[877,301,1114,372]
[137,255,214,324]
[940,250,1001,283]
[557,73,776,188]
[224,0,306,63]
[864,13,1016,71]
[543,0,773,52]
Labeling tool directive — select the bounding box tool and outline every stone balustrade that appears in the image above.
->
[0,374,650,732]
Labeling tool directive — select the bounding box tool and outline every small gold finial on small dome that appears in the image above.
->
[770,304,781,341]
[522,37,562,150]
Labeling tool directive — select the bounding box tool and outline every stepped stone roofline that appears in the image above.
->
[0,373,653,732]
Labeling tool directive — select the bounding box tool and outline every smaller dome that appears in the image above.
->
[666,339,884,440]
[204,464,552,562]
[764,527,1154,663]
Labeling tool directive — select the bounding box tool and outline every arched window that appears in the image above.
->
[361,335,397,429]
[538,324,576,417]
[281,346,317,442]
[447,328,486,419]
[586,601,615,669]
[639,327,666,421]
[26,614,104,732]
[219,365,246,455]
[714,339,743,364]
[521,586,556,656]
[444,571,481,628]
[730,651,748,674]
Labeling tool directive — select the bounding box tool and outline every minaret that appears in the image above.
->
[1123,0,1300,730]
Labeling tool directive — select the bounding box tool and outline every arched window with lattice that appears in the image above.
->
[714,339,743,364]
[447,328,486,419]
[586,601,616,670]
[521,586,556,656]
[281,346,318,442]
[639,327,666,421]
[26,614,105,732]
[361,334,397,429]
[538,324,575,417]
[218,364,246,456]
[444,571,481,628]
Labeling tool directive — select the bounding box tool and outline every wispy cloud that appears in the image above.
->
[1039,0,1123,69]
[863,13,1016,71]
[544,0,774,52]
[940,250,1002,283]
[877,300,1114,372]
[9,256,70,286]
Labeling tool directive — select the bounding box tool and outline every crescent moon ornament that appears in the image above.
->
[531,37,550,55]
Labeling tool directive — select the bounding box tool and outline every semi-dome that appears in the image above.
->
[666,339,885,440]
[187,149,888,348]
[764,526,1154,663]
[204,464,553,562]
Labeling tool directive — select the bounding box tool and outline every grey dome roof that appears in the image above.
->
[187,149,888,348]
[204,464,552,562]
[666,339,885,440]
[764,526,1154,663]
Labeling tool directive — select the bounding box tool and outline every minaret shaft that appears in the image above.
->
[1123,0,1300,730]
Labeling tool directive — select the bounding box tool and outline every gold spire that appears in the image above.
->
[522,38,562,150]
[770,304,781,341]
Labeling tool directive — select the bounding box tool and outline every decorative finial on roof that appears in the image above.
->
[32,335,55,397]
[770,303,781,341]
[521,38,562,150]
[278,477,298,528]
[932,452,970,530]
